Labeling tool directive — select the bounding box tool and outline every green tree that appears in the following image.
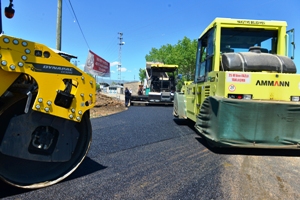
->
[145,36,197,82]
[96,83,100,91]
[139,68,146,82]
[175,37,198,80]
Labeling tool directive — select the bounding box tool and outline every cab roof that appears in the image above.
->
[199,17,287,39]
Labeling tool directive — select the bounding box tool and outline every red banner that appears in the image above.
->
[84,50,110,77]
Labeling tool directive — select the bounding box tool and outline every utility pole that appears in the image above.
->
[56,0,62,50]
[0,2,2,34]
[118,32,124,84]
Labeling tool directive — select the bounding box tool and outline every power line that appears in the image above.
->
[103,38,118,58]
[68,0,90,50]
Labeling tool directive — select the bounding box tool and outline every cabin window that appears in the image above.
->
[220,28,278,54]
[195,28,215,83]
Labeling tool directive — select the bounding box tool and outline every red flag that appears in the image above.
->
[84,50,110,77]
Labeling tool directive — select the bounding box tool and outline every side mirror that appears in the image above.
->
[5,2,15,19]
[286,29,295,59]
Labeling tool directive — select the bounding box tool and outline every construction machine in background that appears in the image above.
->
[130,62,178,106]
[174,18,299,149]
[0,2,95,188]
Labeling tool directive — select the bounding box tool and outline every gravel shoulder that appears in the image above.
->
[90,92,127,118]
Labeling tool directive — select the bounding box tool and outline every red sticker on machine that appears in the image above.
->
[227,73,250,83]
[228,84,236,92]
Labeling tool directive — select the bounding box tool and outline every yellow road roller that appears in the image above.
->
[0,15,96,189]
[174,18,299,149]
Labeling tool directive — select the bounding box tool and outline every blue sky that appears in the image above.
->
[2,0,299,82]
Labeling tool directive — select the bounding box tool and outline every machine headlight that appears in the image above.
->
[228,94,252,99]
[243,94,252,100]
[18,62,24,67]
[3,38,10,43]
[291,96,300,102]
[25,49,31,54]
[13,39,19,45]
[1,60,7,66]
[21,55,27,61]
[22,41,28,47]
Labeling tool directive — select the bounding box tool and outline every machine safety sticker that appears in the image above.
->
[228,84,236,92]
[226,72,251,84]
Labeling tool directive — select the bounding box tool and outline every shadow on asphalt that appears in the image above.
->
[173,118,196,130]
[130,103,173,107]
[195,137,300,157]
[0,157,106,198]
[0,181,29,199]
[65,156,107,181]
[147,104,174,107]
[172,118,300,157]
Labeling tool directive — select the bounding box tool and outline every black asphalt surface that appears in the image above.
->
[2,106,300,199]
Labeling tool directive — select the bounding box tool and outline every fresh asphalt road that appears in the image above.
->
[2,106,300,199]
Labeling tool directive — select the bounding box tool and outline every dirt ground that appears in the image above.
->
[90,92,127,118]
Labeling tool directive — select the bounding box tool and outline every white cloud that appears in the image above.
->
[110,61,127,72]
[111,70,115,73]
[119,67,127,72]
[110,61,119,67]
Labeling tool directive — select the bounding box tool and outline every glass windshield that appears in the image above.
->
[220,28,278,53]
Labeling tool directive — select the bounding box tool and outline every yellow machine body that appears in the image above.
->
[0,34,95,188]
[174,18,300,148]
[0,34,96,121]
